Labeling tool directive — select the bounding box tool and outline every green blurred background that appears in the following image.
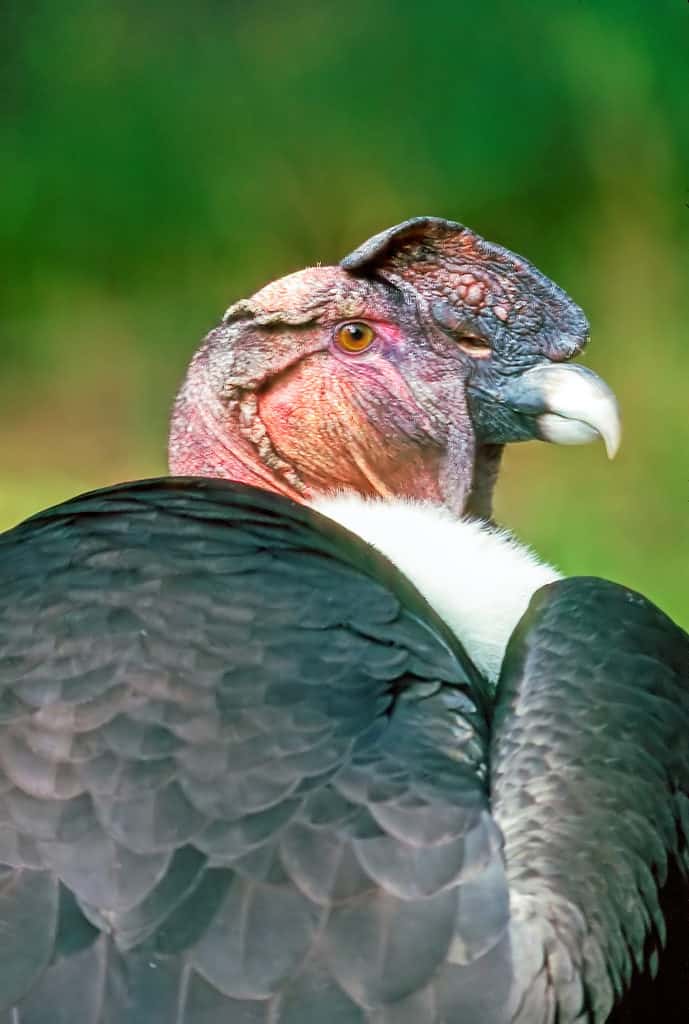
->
[2,0,688,623]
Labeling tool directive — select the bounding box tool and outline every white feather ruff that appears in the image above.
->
[311,494,561,683]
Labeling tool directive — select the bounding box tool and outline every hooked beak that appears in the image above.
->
[468,362,621,459]
[500,363,621,458]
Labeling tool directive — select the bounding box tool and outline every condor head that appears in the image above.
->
[170,217,619,517]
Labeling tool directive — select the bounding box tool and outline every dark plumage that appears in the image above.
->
[0,481,687,1021]
[0,219,684,1021]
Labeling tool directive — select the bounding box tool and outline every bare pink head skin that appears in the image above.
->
[169,218,618,518]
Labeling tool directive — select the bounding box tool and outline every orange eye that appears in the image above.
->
[335,322,375,353]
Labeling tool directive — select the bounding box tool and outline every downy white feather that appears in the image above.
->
[311,494,561,683]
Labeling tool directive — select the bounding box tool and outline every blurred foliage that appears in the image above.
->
[1,0,688,623]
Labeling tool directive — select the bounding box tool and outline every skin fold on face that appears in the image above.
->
[169,218,620,518]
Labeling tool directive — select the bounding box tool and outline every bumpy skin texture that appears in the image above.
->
[342,217,589,361]
[342,217,591,457]
[169,218,593,518]
[0,480,688,1022]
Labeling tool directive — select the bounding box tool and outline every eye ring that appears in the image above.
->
[334,321,376,354]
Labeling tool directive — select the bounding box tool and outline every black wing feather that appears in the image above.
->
[3,481,688,1022]
[491,576,689,1022]
[0,480,509,1023]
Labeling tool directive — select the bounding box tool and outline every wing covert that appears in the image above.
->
[491,576,689,1023]
[0,479,511,1022]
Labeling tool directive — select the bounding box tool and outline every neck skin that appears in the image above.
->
[169,341,501,519]
[168,346,305,502]
[466,444,504,520]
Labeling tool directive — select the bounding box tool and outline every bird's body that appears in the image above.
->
[0,480,687,1022]
[312,493,560,683]
[0,217,686,1021]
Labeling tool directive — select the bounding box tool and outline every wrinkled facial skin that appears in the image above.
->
[342,218,591,447]
[172,268,479,512]
[170,218,616,518]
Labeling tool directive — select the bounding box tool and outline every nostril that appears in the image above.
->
[457,336,492,359]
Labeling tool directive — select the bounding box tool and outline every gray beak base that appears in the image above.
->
[501,363,621,458]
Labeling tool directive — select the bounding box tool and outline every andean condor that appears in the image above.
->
[0,218,686,1023]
